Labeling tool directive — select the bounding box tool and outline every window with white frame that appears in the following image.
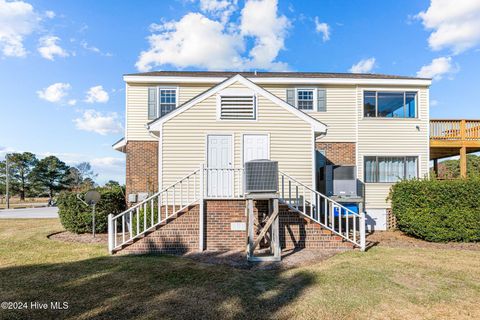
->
[159,88,176,117]
[364,156,418,183]
[219,95,256,120]
[147,87,177,120]
[286,88,326,111]
[297,89,314,110]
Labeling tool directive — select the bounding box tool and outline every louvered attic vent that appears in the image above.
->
[220,95,256,120]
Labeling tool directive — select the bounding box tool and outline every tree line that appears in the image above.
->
[0,152,120,201]
[434,154,480,179]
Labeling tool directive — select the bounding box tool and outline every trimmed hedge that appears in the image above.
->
[390,179,480,242]
[57,187,126,234]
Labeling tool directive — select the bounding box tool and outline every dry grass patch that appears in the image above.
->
[0,219,479,319]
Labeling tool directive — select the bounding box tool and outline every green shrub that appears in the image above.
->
[57,187,126,234]
[390,179,480,242]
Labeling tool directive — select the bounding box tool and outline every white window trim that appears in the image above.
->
[295,88,317,112]
[363,155,419,184]
[216,88,257,121]
[157,86,179,118]
[361,89,419,120]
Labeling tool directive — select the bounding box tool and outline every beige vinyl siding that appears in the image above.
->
[261,84,357,142]
[356,86,430,208]
[126,83,212,140]
[162,81,313,193]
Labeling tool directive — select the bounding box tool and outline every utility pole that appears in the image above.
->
[5,154,9,209]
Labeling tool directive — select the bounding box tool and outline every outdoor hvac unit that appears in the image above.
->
[324,165,357,196]
[244,160,278,193]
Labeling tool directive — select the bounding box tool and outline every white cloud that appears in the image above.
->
[45,10,55,19]
[80,40,112,57]
[74,109,122,135]
[199,0,237,23]
[37,35,69,60]
[240,0,290,70]
[67,99,77,106]
[0,0,39,57]
[85,85,109,103]
[90,157,124,168]
[37,82,71,103]
[314,17,330,41]
[416,56,458,80]
[349,57,376,73]
[136,13,244,71]
[430,99,438,107]
[136,0,290,72]
[417,0,480,54]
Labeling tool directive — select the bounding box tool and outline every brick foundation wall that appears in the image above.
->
[121,205,199,255]
[125,141,158,197]
[120,200,353,255]
[279,205,353,250]
[205,200,247,251]
[316,142,356,165]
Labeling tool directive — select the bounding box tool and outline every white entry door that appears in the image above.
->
[243,134,269,163]
[207,135,233,197]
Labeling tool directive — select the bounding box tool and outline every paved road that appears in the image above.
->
[0,207,59,219]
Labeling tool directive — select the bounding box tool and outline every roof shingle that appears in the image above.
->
[124,70,430,80]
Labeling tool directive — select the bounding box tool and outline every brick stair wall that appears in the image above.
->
[119,200,353,255]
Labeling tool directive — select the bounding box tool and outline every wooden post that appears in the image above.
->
[247,199,255,259]
[272,198,280,259]
[460,146,467,178]
[433,159,439,177]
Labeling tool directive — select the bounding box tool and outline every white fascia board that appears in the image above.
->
[148,74,327,133]
[251,77,432,86]
[123,75,225,83]
[112,138,126,152]
[124,75,431,87]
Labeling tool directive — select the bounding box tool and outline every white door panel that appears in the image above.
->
[207,135,232,197]
[243,134,269,164]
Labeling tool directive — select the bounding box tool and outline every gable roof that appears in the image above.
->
[147,74,327,132]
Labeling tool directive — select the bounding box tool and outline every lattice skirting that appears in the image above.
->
[386,208,397,230]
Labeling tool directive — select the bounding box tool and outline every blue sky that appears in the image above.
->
[1,0,479,183]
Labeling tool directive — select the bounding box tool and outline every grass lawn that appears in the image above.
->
[1,219,479,320]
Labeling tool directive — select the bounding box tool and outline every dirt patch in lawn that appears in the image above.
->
[185,248,343,270]
[368,230,480,251]
[48,231,108,244]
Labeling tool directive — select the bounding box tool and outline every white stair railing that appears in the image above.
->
[203,167,244,198]
[108,168,201,253]
[279,171,366,250]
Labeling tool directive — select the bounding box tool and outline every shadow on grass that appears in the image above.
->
[0,253,316,320]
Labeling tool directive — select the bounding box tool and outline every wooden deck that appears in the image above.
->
[430,119,480,177]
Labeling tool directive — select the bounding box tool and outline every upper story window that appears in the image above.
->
[364,91,417,118]
[159,89,176,116]
[286,88,326,112]
[147,87,178,120]
[219,95,256,120]
[297,89,314,110]
[364,156,418,183]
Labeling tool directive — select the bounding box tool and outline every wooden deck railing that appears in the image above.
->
[430,120,480,140]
